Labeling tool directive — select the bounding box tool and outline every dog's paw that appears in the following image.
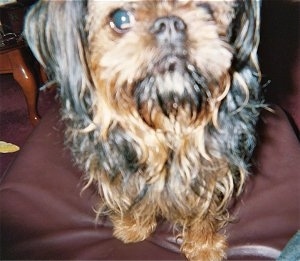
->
[181,233,226,261]
[112,215,157,243]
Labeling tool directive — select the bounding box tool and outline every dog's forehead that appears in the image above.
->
[88,0,235,9]
[88,0,235,20]
[87,0,233,3]
[88,0,236,36]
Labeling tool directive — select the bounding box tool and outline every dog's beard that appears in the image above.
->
[133,60,209,129]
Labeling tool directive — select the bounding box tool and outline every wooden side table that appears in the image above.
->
[0,1,41,126]
[0,40,40,125]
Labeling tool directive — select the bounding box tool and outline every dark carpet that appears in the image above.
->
[0,74,56,176]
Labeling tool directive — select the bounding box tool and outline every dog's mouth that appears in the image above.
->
[153,53,187,75]
[133,61,209,129]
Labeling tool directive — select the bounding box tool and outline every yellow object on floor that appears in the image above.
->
[0,141,20,153]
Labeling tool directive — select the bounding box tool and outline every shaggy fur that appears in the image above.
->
[25,1,263,260]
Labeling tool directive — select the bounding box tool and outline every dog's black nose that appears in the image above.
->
[150,16,186,46]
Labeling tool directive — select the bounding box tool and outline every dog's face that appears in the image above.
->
[87,1,237,131]
[25,0,261,140]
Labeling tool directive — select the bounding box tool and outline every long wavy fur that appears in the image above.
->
[25,0,263,258]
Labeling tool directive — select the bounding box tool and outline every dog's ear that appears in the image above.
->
[214,0,263,173]
[24,0,93,124]
[231,0,261,72]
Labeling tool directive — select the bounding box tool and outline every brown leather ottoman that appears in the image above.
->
[0,101,299,260]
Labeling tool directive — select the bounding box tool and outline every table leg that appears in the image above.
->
[9,49,40,126]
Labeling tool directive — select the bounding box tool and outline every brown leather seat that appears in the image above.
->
[0,101,299,260]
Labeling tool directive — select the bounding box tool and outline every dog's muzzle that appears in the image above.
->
[150,16,187,74]
[133,16,207,126]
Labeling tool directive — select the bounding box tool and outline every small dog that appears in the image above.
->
[25,1,263,260]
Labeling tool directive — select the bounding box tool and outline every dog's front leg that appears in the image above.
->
[181,216,227,261]
[111,211,157,243]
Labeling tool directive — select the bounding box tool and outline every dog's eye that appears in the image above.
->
[110,8,135,33]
